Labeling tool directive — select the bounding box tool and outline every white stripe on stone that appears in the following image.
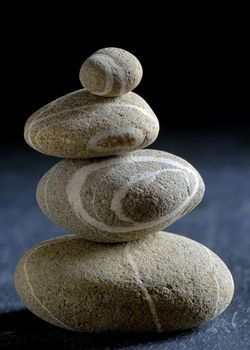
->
[66,155,200,233]
[89,53,114,96]
[25,103,157,150]
[126,248,163,333]
[43,163,60,216]
[25,89,80,133]
[23,241,75,331]
[92,53,127,95]
[86,127,145,152]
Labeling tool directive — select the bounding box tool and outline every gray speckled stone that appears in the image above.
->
[36,149,205,242]
[24,90,159,159]
[79,47,143,97]
[14,232,234,333]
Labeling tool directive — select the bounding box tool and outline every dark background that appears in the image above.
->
[1,7,249,142]
[0,9,249,350]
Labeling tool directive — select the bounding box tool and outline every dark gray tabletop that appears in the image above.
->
[1,134,250,349]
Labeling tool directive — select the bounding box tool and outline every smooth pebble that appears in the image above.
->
[15,232,234,332]
[36,149,205,242]
[24,90,159,158]
[79,47,143,97]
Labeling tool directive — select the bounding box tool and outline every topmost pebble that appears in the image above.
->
[79,47,143,97]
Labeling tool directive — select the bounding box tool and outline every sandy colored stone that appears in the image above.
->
[24,90,159,158]
[15,232,234,333]
[79,47,143,97]
[36,149,205,242]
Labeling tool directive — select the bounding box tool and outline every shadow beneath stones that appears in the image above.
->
[0,309,195,350]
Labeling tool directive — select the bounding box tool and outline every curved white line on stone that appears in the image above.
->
[92,53,127,96]
[111,168,190,223]
[66,155,200,233]
[90,53,114,96]
[43,163,60,216]
[23,241,75,331]
[25,105,97,148]
[126,248,162,333]
[25,89,82,141]
[204,247,220,318]
[27,103,156,132]
[26,104,158,151]
[86,127,145,152]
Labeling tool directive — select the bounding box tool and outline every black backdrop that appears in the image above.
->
[1,18,248,143]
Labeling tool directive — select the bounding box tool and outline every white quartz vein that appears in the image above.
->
[126,248,162,333]
[66,155,200,233]
[23,241,75,331]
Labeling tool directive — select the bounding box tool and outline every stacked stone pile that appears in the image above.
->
[15,48,234,333]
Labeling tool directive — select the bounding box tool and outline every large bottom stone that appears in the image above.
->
[15,232,234,332]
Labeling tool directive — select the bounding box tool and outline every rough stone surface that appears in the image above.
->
[79,47,143,97]
[24,90,159,158]
[36,149,205,242]
[1,135,248,349]
[14,232,234,333]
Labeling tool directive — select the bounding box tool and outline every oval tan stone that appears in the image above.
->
[15,232,234,332]
[24,90,159,158]
[79,47,143,97]
[36,149,205,242]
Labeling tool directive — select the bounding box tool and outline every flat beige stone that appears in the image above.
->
[24,89,159,158]
[15,232,234,333]
[36,149,205,242]
[79,47,143,97]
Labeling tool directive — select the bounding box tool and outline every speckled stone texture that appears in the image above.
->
[36,149,205,242]
[14,232,234,333]
[79,47,143,97]
[24,90,159,158]
[2,135,248,349]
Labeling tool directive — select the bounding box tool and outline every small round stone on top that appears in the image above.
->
[79,47,143,97]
